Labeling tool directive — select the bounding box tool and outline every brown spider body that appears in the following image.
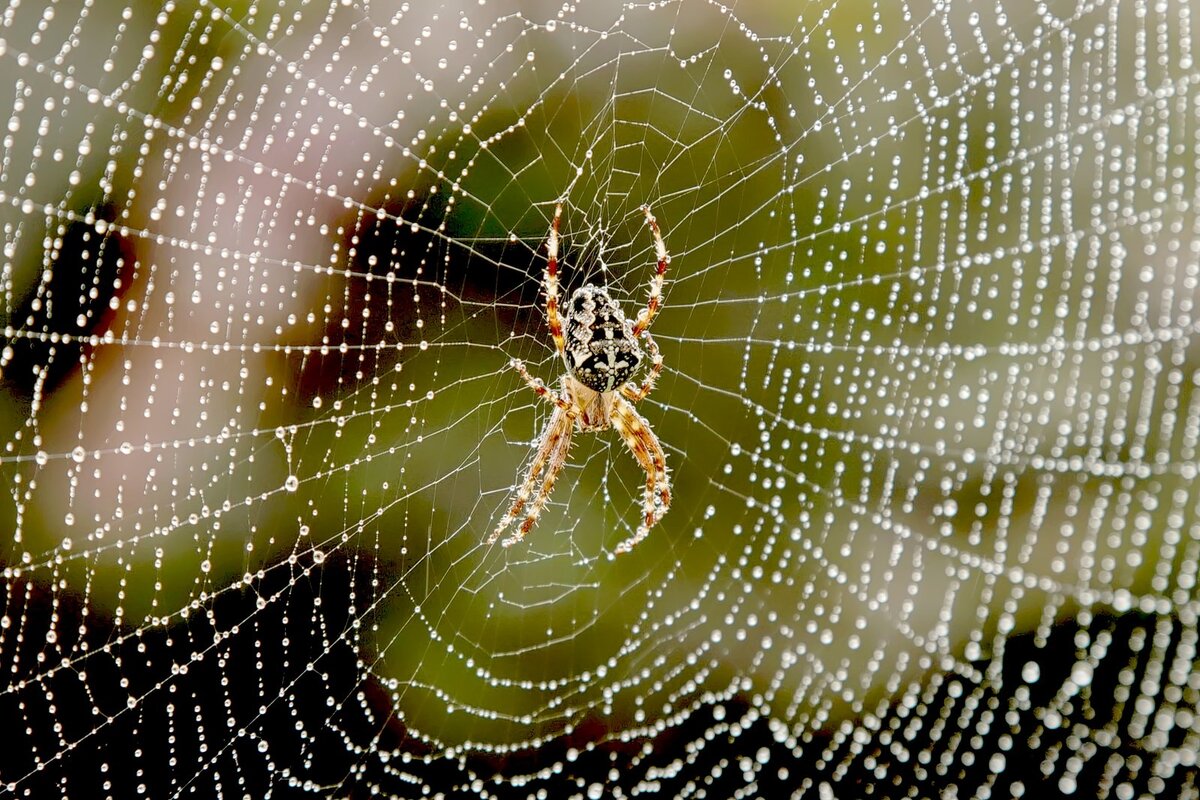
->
[564,285,643,394]
[561,375,618,432]
[490,203,671,554]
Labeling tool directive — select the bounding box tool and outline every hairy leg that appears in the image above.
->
[545,204,566,356]
[620,331,663,405]
[490,404,571,544]
[612,396,671,554]
[632,205,668,337]
[612,401,660,547]
[511,358,573,412]
[502,415,574,547]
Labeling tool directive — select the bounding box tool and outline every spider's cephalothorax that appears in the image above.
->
[565,284,642,393]
[489,203,671,555]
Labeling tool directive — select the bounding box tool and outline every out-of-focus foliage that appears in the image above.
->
[0,0,1197,797]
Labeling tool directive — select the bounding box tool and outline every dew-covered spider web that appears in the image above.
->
[1,0,1199,797]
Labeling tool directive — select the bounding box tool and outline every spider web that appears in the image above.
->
[0,0,1198,797]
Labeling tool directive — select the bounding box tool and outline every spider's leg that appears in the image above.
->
[612,400,659,548]
[611,396,671,554]
[619,331,664,405]
[545,204,566,357]
[631,205,668,338]
[503,411,574,547]
[510,358,573,412]
[490,404,571,544]
[615,396,670,512]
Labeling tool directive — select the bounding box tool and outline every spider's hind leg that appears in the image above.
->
[620,331,664,405]
[632,205,669,338]
[545,204,566,357]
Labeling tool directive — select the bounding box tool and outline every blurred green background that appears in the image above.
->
[0,0,1196,786]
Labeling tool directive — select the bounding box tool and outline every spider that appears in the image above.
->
[489,203,671,554]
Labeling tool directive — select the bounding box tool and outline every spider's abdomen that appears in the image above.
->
[564,284,642,392]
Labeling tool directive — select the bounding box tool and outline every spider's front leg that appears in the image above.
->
[490,360,578,547]
[503,411,573,546]
[489,403,574,547]
[611,396,671,555]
